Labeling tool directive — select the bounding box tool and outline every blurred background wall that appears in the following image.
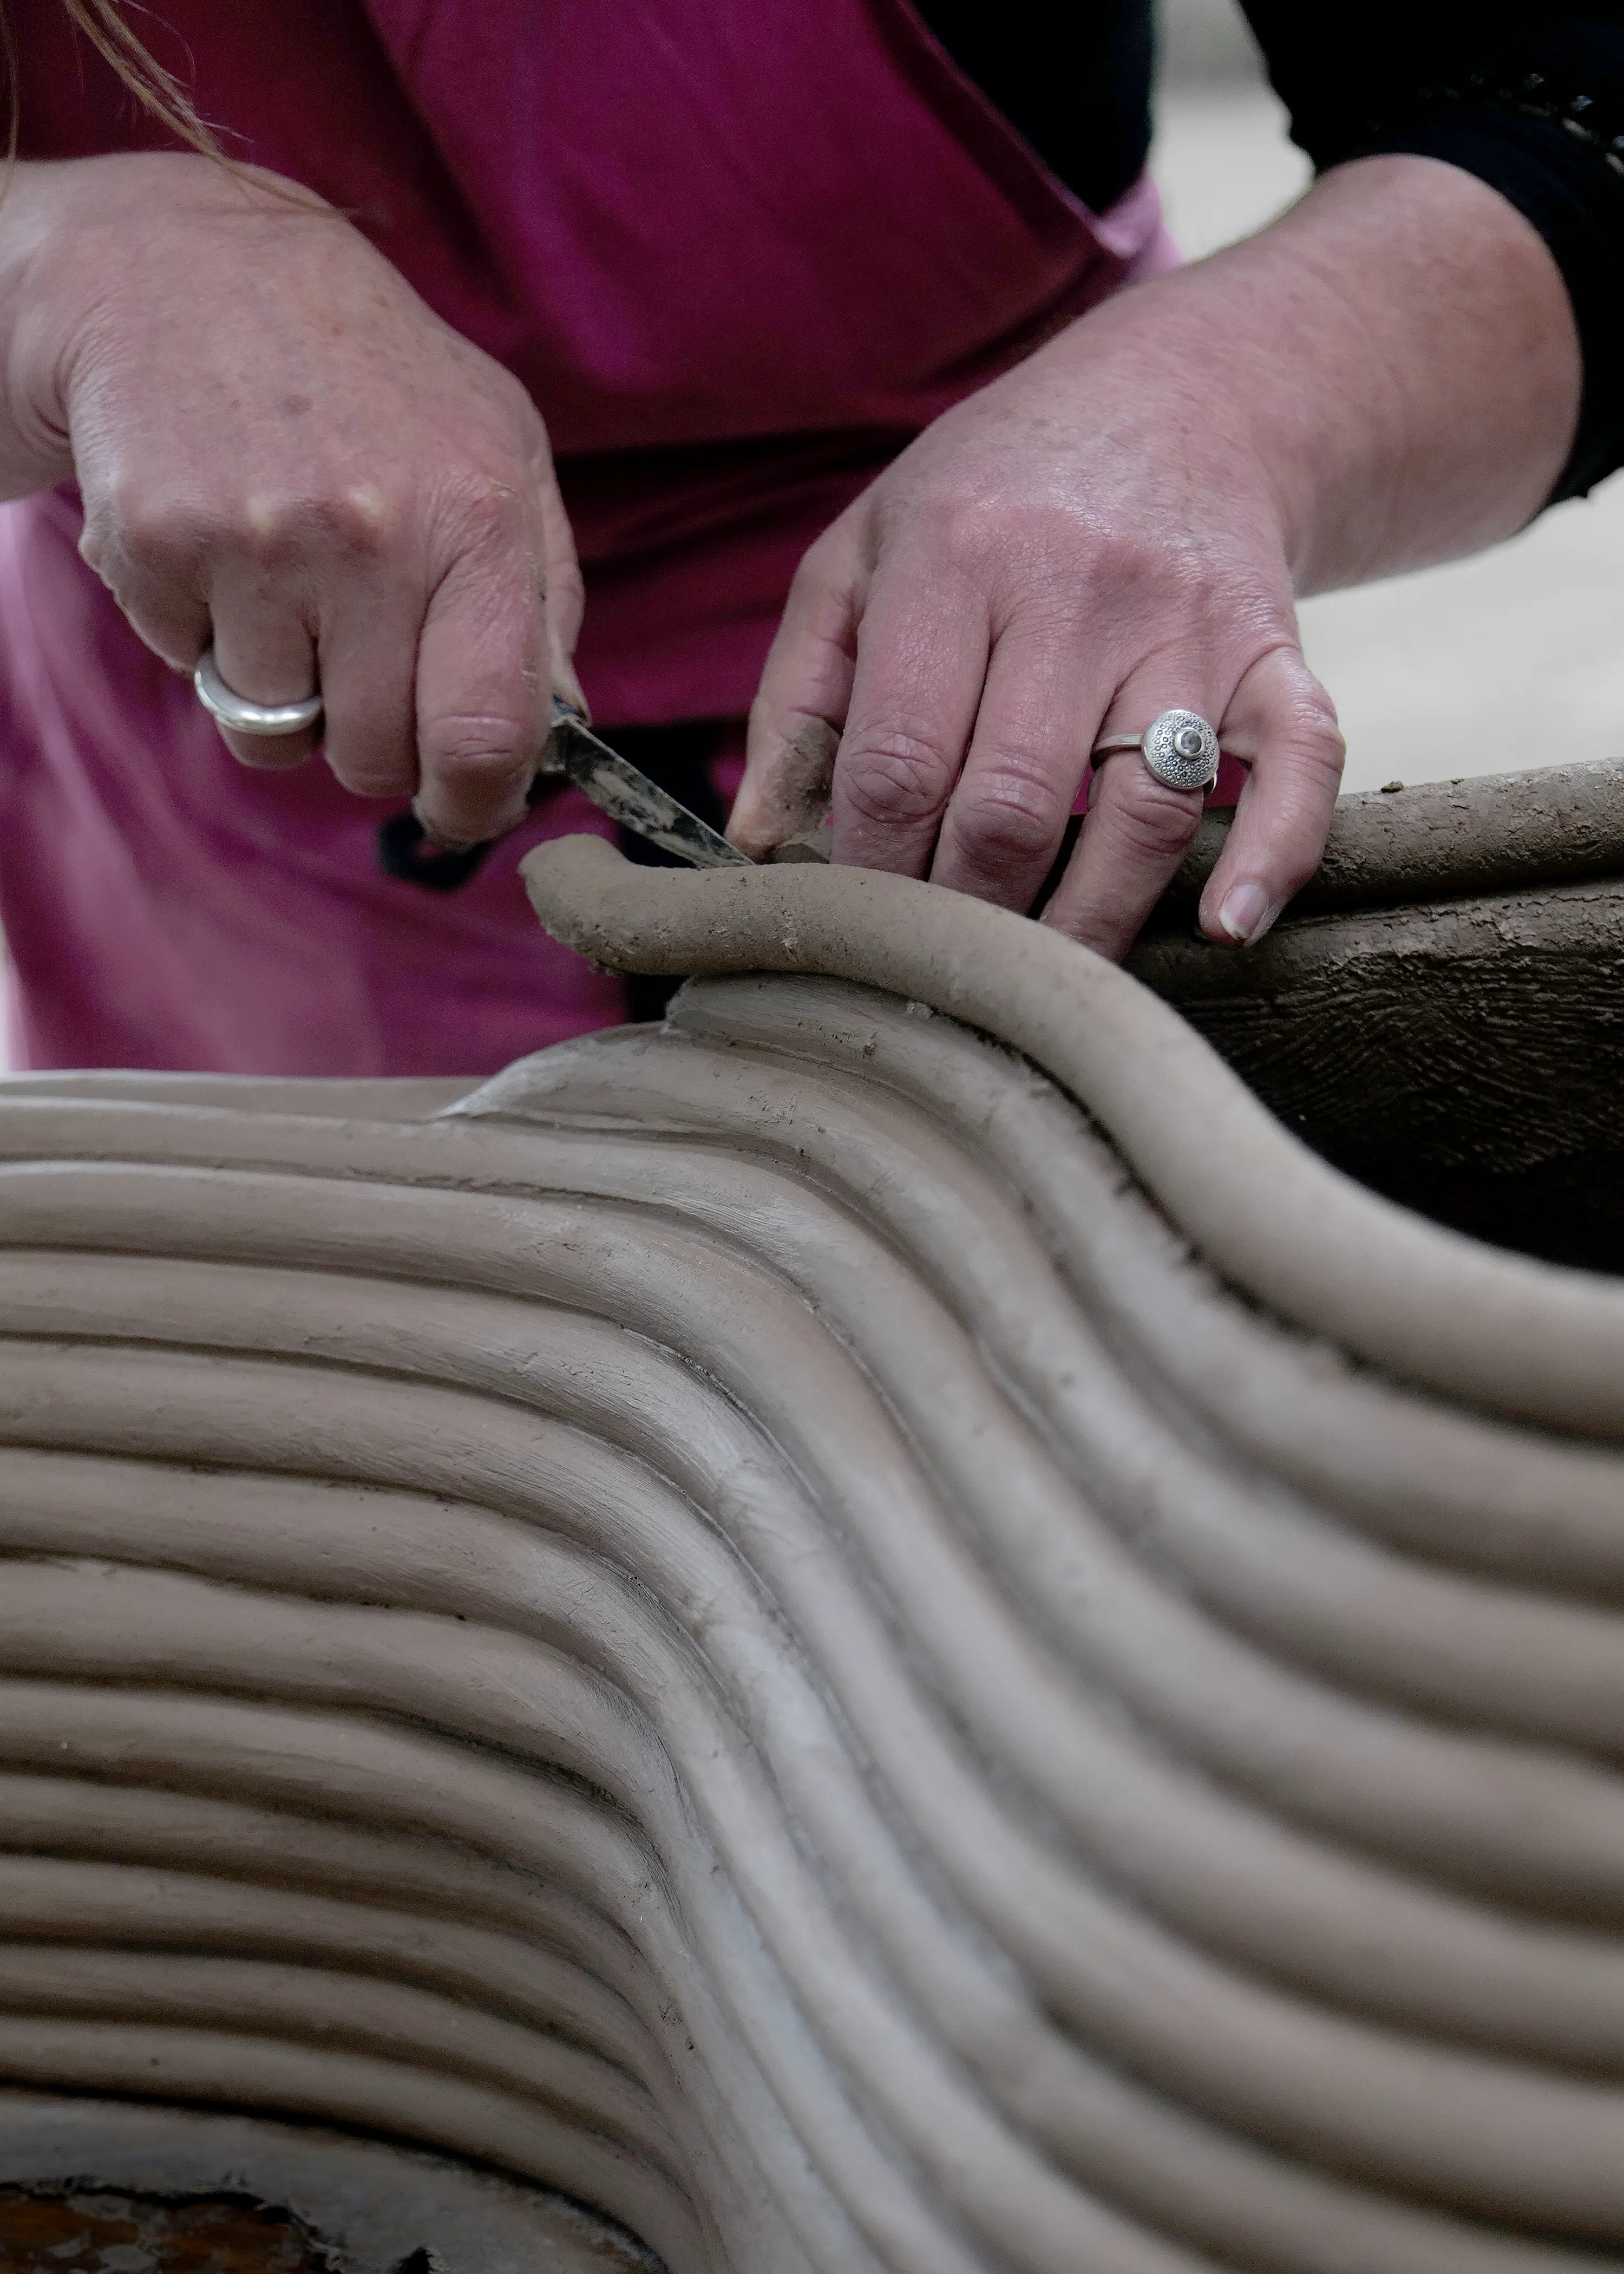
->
[1151,0,1624,792]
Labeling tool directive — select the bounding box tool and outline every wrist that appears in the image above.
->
[1040,153,1579,597]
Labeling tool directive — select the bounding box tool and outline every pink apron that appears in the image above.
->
[0,0,1176,1074]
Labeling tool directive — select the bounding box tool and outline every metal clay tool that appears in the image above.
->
[378,696,758,892]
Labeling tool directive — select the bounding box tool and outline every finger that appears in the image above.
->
[412,524,551,847]
[78,496,212,672]
[929,623,1093,911]
[1042,669,1224,957]
[309,577,423,803]
[1197,644,1345,946]
[76,513,240,753]
[1044,753,1205,957]
[534,447,588,717]
[830,551,991,878]
[206,574,322,774]
[731,511,862,857]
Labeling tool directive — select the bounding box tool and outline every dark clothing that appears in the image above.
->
[916,2,1624,499]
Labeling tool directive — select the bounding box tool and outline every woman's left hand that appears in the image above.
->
[730,157,1580,957]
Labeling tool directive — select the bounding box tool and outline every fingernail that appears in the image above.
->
[1217,880,1276,944]
[552,657,590,720]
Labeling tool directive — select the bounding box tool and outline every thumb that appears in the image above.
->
[535,454,588,717]
[731,507,863,857]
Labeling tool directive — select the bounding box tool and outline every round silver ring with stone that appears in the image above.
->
[1092,707,1220,792]
[193,645,324,738]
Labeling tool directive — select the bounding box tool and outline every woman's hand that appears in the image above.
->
[0,152,579,846]
[733,157,1581,956]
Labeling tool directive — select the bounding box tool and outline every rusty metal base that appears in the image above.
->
[0,2187,332,2272]
[0,2095,655,2273]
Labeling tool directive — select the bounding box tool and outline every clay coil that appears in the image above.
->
[2,844,1623,2266]
[522,835,1624,1432]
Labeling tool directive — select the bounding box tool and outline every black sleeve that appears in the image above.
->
[1238,6,1624,500]
[910,0,1153,219]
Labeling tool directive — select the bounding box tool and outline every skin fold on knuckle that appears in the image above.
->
[1099,763,1205,865]
[942,766,1068,884]
[434,461,534,552]
[1286,708,1348,799]
[418,715,534,816]
[837,723,955,833]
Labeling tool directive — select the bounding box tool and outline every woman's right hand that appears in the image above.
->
[0,151,579,846]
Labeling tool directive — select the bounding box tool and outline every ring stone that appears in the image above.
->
[1141,708,1220,792]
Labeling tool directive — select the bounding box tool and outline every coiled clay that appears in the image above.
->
[1,835,1622,2273]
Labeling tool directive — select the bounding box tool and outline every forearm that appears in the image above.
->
[1040,153,1581,596]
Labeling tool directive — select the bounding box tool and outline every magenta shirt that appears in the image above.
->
[0,0,1176,1074]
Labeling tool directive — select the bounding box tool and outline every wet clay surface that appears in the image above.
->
[525,831,1624,1429]
[12,808,1624,2272]
[1158,756,1624,922]
[0,2188,334,2272]
[1135,769,1624,1272]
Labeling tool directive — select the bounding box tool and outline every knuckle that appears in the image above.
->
[1106,762,1204,860]
[435,470,531,559]
[840,721,955,829]
[92,476,415,580]
[234,491,309,561]
[874,483,991,577]
[238,481,412,564]
[932,495,1003,578]
[83,481,205,581]
[1282,695,1347,778]
[325,482,408,557]
[1066,520,1153,593]
[954,763,1068,868]
[790,524,849,591]
[420,709,535,780]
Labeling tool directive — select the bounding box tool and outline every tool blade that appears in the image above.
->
[549,713,749,870]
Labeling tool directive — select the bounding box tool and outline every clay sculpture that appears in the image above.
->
[1135,758,1624,1268]
[1,814,1623,2271]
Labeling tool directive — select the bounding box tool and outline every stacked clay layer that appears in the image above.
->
[0,843,1621,2272]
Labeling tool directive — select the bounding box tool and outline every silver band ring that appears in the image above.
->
[194,645,323,737]
[1092,707,1220,792]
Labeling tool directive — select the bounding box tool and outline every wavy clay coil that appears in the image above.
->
[0,823,1621,2271]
